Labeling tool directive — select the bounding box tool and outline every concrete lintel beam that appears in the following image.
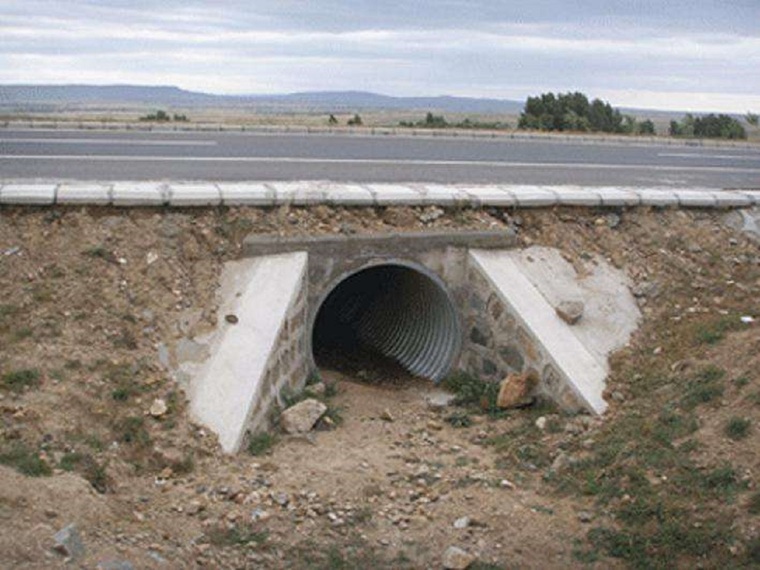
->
[243,229,517,257]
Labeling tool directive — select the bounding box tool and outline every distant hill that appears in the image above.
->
[0,84,524,114]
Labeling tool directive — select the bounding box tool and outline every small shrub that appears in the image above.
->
[0,443,52,477]
[248,432,277,456]
[113,416,151,447]
[734,376,751,388]
[1,369,41,392]
[445,411,473,428]
[442,371,502,415]
[725,417,751,440]
[681,366,725,410]
[701,464,738,493]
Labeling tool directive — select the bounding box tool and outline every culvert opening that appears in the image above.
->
[312,264,460,382]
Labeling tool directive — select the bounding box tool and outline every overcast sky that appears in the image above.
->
[1,0,759,113]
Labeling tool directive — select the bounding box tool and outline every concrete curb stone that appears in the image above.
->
[1,181,758,210]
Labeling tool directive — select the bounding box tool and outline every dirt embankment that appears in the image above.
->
[1,204,758,568]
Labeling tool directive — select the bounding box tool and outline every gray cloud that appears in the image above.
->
[1,0,758,112]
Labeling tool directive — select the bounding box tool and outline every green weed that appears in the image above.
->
[247,432,277,456]
[0,443,51,477]
[1,369,40,392]
[725,417,751,440]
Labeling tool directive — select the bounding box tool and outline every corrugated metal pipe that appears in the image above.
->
[312,264,459,381]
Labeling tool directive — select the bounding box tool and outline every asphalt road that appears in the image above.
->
[1,129,759,188]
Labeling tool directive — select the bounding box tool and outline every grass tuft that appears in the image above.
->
[725,417,751,440]
[0,443,52,477]
[247,432,277,456]
[1,369,41,392]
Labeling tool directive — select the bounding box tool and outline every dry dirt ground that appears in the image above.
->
[0,204,759,569]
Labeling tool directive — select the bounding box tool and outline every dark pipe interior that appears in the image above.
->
[312,264,459,381]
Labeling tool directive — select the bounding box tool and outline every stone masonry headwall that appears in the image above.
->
[245,266,310,438]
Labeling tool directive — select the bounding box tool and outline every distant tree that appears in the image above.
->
[347,114,363,126]
[638,119,656,135]
[670,113,745,140]
[139,110,171,122]
[423,112,448,128]
[173,113,188,122]
[518,91,623,134]
[328,114,338,125]
[746,112,759,127]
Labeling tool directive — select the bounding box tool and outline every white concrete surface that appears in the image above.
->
[218,183,273,205]
[504,246,640,369]
[57,183,111,205]
[0,183,56,205]
[469,249,611,414]
[460,185,517,207]
[419,184,470,206]
[551,186,603,206]
[112,182,166,206]
[168,183,221,206]
[364,183,424,205]
[188,252,308,453]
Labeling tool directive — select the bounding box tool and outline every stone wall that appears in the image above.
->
[245,267,310,438]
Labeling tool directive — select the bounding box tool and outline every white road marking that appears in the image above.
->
[0,138,217,146]
[1,154,759,174]
[658,152,759,160]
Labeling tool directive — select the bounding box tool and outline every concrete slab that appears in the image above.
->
[218,183,273,206]
[189,252,308,453]
[112,182,167,206]
[469,249,613,414]
[0,183,56,205]
[365,184,425,205]
[550,186,602,206]
[56,183,111,205]
[460,185,518,207]
[168,183,221,207]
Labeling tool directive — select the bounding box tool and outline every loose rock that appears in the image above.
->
[149,399,168,418]
[497,370,537,409]
[52,524,85,559]
[280,399,327,434]
[555,300,584,325]
[442,545,476,569]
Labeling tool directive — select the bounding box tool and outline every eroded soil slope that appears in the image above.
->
[1,204,759,568]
